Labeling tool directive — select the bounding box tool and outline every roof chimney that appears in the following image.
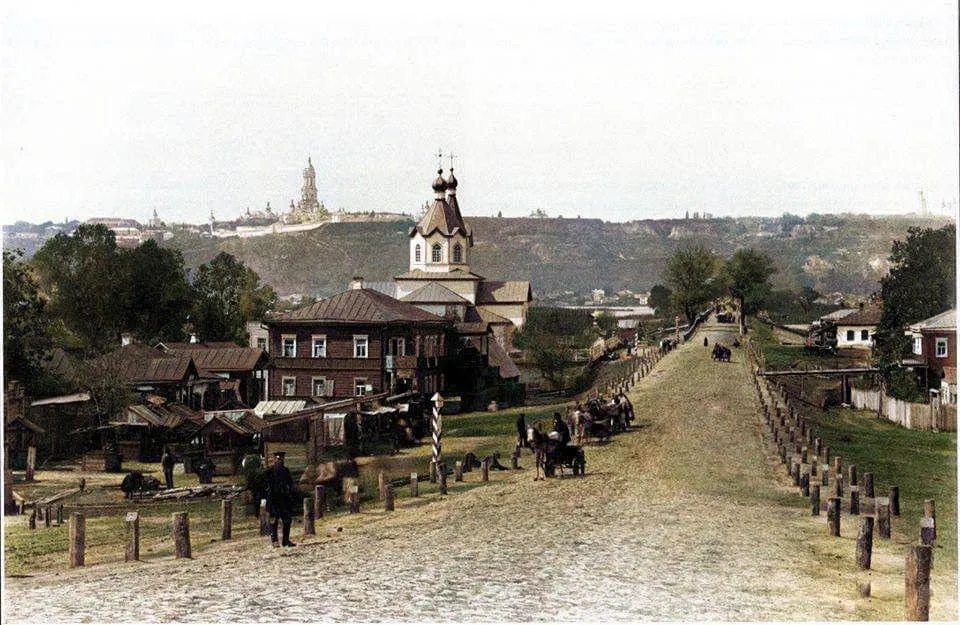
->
[350,276,364,290]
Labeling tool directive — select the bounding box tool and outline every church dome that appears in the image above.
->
[446,168,458,192]
[432,169,447,193]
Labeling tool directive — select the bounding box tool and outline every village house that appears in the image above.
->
[833,303,883,350]
[263,282,449,401]
[905,308,957,403]
[156,340,269,408]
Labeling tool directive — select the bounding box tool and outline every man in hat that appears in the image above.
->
[266,451,296,547]
[161,447,176,489]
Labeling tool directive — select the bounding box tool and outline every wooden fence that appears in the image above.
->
[850,388,957,432]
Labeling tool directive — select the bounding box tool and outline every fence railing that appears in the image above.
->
[849,388,957,432]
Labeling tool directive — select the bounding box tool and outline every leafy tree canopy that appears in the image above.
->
[722,248,777,331]
[664,245,721,323]
[190,252,278,344]
[4,249,54,384]
[648,284,672,317]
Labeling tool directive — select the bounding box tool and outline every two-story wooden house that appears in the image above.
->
[263,282,449,400]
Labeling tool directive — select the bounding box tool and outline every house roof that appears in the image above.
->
[99,345,197,384]
[472,305,513,325]
[476,280,532,305]
[910,309,956,332]
[124,403,203,429]
[395,268,483,282]
[268,288,445,325]
[455,321,490,335]
[486,338,521,379]
[162,345,267,373]
[253,399,310,417]
[365,281,398,298]
[820,308,859,323]
[835,304,883,327]
[203,409,266,433]
[400,282,470,304]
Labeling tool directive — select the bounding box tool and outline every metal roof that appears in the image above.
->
[268,288,446,325]
[400,281,470,304]
[476,280,532,305]
[909,309,956,332]
[254,399,309,417]
[395,269,483,281]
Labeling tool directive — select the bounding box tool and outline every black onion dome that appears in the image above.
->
[446,168,458,191]
[432,169,447,193]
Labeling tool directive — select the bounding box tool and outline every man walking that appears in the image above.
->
[266,451,296,547]
[161,447,175,489]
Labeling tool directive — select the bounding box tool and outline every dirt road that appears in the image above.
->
[4,325,953,621]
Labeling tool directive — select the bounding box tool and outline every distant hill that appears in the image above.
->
[6,214,954,302]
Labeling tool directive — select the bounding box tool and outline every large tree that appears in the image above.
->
[120,240,192,345]
[32,224,126,355]
[664,245,720,324]
[647,284,672,317]
[874,225,956,368]
[721,248,777,333]
[3,249,55,386]
[190,252,278,344]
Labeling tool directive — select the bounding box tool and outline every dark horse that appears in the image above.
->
[583,399,615,441]
[712,343,731,362]
[527,426,586,480]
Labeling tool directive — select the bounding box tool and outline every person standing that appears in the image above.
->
[515,413,527,452]
[161,447,175,489]
[266,451,296,547]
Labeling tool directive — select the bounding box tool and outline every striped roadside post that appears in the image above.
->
[431,392,444,483]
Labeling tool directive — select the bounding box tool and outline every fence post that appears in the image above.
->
[314,486,325,519]
[922,500,936,541]
[862,472,875,499]
[828,497,841,537]
[801,472,810,497]
[384,484,395,511]
[889,486,900,516]
[440,467,448,495]
[905,545,933,621]
[876,498,891,539]
[856,516,873,569]
[348,484,360,513]
[481,458,490,482]
[848,464,858,490]
[811,484,821,516]
[920,517,935,547]
[221,499,232,540]
[125,511,139,562]
[302,497,315,535]
[259,499,270,535]
[410,472,419,497]
[850,486,860,515]
[172,512,191,559]
[69,512,85,568]
[378,470,386,501]
[44,506,51,528]
[28,509,36,530]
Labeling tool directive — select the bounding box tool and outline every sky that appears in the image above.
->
[1,1,958,225]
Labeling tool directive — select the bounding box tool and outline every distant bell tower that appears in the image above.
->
[300,157,320,213]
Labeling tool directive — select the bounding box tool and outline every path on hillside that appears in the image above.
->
[1,325,908,621]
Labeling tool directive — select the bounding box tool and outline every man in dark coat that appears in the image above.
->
[515,413,527,452]
[552,412,570,447]
[266,451,296,547]
[161,447,175,489]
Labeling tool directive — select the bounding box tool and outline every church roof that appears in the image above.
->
[410,197,472,239]
[400,282,470,304]
[395,268,484,282]
[470,337,521,380]
[472,306,513,325]
[476,280,532,304]
[268,287,445,325]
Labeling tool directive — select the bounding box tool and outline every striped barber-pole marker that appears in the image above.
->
[431,392,444,469]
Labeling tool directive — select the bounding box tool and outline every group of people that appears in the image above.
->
[514,391,635,451]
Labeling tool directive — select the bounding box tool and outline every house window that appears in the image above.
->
[914,336,923,355]
[312,335,327,358]
[311,377,327,397]
[282,377,297,396]
[354,378,369,396]
[936,337,948,358]
[431,243,442,263]
[256,337,267,352]
[388,337,405,356]
[846,330,854,342]
[354,335,369,358]
[861,329,869,341]
[415,244,421,262]
[282,335,297,357]
[453,243,463,263]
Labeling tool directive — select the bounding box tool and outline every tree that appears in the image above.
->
[664,246,720,324]
[722,248,777,334]
[647,284,672,317]
[120,240,192,344]
[32,224,126,355]
[594,312,618,338]
[3,249,55,386]
[190,252,278,344]
[874,225,956,370]
[513,307,595,392]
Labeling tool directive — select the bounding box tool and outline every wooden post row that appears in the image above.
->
[173,511,191,559]
[905,545,933,621]
[125,511,139,562]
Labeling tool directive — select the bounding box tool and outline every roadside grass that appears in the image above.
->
[811,407,957,564]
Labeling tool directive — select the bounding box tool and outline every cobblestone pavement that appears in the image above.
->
[5,328,952,622]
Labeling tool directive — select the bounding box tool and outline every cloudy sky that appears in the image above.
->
[2,1,957,225]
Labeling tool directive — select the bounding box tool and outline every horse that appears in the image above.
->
[711,343,731,362]
[583,399,615,442]
[527,426,586,480]
[120,471,161,499]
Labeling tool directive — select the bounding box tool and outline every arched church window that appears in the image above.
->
[415,244,421,262]
[431,244,442,263]
[453,243,463,264]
